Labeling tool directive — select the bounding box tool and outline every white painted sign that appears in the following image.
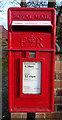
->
[23,62,41,94]
[12,21,51,26]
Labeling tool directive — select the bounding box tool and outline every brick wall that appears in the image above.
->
[0,25,8,58]
[0,25,8,39]
[11,53,62,119]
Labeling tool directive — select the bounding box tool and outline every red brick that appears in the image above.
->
[54,97,62,104]
[58,73,62,80]
[36,114,44,118]
[22,113,27,118]
[57,105,62,111]
[60,54,62,61]
[54,105,57,111]
[56,89,62,96]
[55,54,60,61]
[55,61,61,72]
[46,113,62,118]
[54,81,62,88]
[55,73,58,80]
[55,55,57,60]
[55,73,62,80]
[0,25,8,39]
[11,113,22,118]
[54,88,57,96]
[11,119,21,120]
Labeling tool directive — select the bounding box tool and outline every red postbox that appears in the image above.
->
[8,7,56,112]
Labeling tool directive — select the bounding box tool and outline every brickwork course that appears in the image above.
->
[0,25,8,58]
[0,25,8,39]
[0,25,8,47]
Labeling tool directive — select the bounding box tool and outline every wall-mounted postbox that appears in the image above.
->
[8,7,56,112]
